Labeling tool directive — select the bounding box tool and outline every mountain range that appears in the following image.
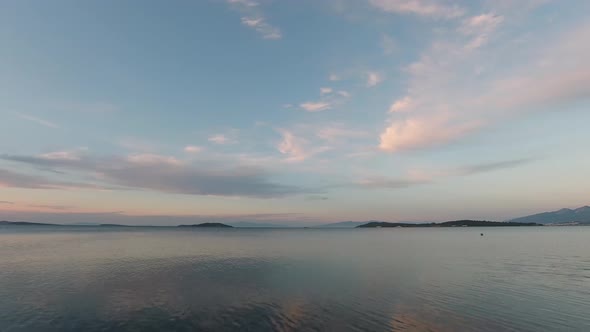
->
[508,206,590,224]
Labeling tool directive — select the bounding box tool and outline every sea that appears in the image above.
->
[0,226,589,331]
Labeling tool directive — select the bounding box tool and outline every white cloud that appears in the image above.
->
[329,73,340,81]
[320,87,333,95]
[337,90,351,98]
[300,101,332,112]
[208,134,233,144]
[184,145,203,154]
[388,96,414,113]
[368,0,465,19]
[240,16,282,39]
[126,154,182,166]
[459,13,504,50]
[40,151,83,161]
[16,113,58,128]
[379,19,590,153]
[228,0,282,40]
[366,71,384,87]
[277,130,330,162]
[379,115,481,152]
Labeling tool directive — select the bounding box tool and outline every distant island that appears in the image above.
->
[177,222,233,228]
[0,221,58,226]
[357,220,541,228]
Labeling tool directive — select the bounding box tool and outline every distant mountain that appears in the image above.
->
[227,221,289,228]
[178,222,233,228]
[357,220,540,228]
[509,206,590,224]
[315,221,368,228]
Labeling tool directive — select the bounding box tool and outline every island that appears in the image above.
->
[177,222,233,228]
[357,220,541,228]
[0,221,59,226]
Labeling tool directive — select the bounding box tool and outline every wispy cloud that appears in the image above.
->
[228,0,282,39]
[300,101,332,112]
[208,134,235,144]
[0,168,108,190]
[459,13,504,50]
[388,96,414,113]
[1,152,313,198]
[366,71,384,87]
[320,87,333,95]
[16,113,58,128]
[357,158,535,189]
[379,115,481,152]
[368,0,465,19]
[26,204,73,211]
[184,145,203,154]
[379,14,590,153]
[0,201,14,205]
[277,129,330,162]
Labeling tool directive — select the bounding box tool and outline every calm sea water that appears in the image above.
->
[0,226,588,332]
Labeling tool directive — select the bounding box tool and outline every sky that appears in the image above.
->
[1,0,590,225]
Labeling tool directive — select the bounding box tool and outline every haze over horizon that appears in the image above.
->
[2,0,590,225]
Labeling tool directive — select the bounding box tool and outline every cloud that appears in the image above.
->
[16,113,58,128]
[357,175,427,189]
[305,195,329,201]
[459,13,504,50]
[379,115,481,152]
[366,71,384,87]
[388,96,414,113]
[184,145,203,154]
[368,0,465,19]
[0,168,107,190]
[126,153,182,166]
[26,204,73,211]
[337,90,351,98]
[456,158,535,176]
[300,101,332,112]
[277,130,330,162]
[0,201,14,205]
[228,0,282,40]
[356,158,534,189]
[208,134,235,144]
[328,73,341,81]
[378,17,590,153]
[240,16,282,39]
[320,87,333,95]
[1,153,312,199]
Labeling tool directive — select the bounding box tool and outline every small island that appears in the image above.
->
[177,222,233,228]
[357,220,541,228]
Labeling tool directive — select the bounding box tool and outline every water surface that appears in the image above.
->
[1,226,589,331]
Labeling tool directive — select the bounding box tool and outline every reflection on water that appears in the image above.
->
[1,227,589,331]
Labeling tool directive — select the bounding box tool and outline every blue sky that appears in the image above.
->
[1,0,590,225]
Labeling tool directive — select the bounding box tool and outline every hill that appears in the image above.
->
[0,221,58,226]
[509,206,590,224]
[178,222,233,228]
[315,221,368,228]
[357,220,540,228]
